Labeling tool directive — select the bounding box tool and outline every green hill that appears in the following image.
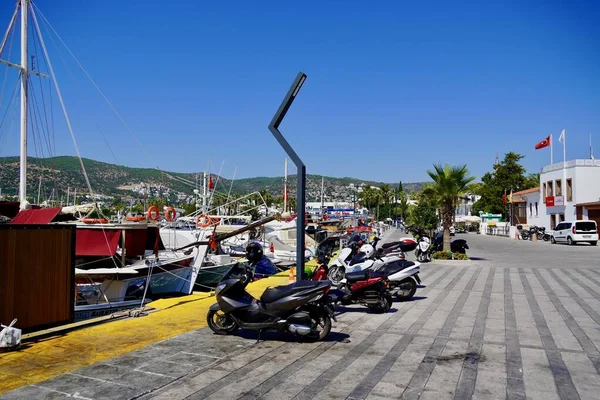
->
[0,156,425,202]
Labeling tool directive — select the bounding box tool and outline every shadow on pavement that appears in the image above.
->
[397,296,427,302]
[232,329,350,343]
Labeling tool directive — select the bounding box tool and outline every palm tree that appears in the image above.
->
[259,189,274,208]
[397,191,410,222]
[425,164,475,252]
[379,184,392,205]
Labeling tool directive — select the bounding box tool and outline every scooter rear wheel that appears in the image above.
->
[368,294,391,313]
[395,278,417,301]
[304,308,332,342]
[207,309,239,335]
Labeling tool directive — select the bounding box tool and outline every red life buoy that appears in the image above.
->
[196,214,211,228]
[165,206,177,222]
[146,206,160,221]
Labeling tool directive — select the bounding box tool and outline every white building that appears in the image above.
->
[512,159,600,229]
[456,194,481,218]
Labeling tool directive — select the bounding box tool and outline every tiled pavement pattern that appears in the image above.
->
[3,235,600,399]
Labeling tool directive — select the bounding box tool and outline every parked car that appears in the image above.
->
[449,226,456,236]
[551,220,598,246]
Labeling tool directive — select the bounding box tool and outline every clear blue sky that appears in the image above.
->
[0,0,598,183]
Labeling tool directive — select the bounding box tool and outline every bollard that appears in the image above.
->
[532,234,537,242]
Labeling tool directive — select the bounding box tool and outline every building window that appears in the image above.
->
[550,214,556,229]
[547,181,554,197]
[559,213,565,222]
[555,180,562,196]
[529,203,532,216]
[542,183,546,203]
[535,202,538,216]
[566,178,572,201]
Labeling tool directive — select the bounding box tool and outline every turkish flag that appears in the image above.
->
[535,135,551,150]
[208,175,214,190]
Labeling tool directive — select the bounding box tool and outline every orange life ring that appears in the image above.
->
[125,216,145,222]
[146,206,160,221]
[196,214,211,228]
[82,218,108,224]
[165,206,177,222]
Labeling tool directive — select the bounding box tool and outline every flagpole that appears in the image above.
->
[551,133,553,164]
[563,129,566,165]
[562,129,566,203]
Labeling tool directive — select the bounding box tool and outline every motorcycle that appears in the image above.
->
[432,232,469,254]
[207,260,336,342]
[312,255,392,312]
[327,240,421,301]
[538,226,551,241]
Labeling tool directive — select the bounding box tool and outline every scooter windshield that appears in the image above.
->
[349,252,368,266]
[220,262,251,282]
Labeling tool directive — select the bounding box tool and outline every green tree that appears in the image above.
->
[397,181,403,194]
[524,173,540,189]
[407,197,438,233]
[259,189,274,207]
[379,184,392,205]
[397,192,410,222]
[425,164,475,251]
[471,152,534,219]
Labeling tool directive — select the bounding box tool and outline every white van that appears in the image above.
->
[551,220,598,246]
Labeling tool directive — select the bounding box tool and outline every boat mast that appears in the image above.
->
[19,0,28,204]
[320,176,324,211]
[202,172,207,213]
[283,158,288,213]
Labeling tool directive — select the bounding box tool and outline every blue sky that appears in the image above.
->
[0,0,598,183]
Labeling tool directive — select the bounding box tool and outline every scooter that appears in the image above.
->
[432,232,469,254]
[312,256,393,313]
[207,261,336,342]
[327,240,422,301]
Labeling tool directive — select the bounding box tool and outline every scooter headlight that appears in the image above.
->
[215,283,226,295]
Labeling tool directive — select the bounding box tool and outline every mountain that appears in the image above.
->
[0,156,426,202]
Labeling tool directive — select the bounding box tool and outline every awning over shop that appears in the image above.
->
[10,207,61,224]
[76,229,122,257]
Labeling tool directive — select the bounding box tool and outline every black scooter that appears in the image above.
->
[207,261,336,342]
[432,232,469,254]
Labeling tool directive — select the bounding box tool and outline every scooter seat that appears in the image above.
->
[381,242,399,249]
[260,281,323,304]
[345,270,369,283]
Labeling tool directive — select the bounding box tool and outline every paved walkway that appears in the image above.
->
[3,232,600,399]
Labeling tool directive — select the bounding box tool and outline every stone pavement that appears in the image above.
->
[3,233,600,399]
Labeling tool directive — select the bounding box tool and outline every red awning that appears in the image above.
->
[124,228,148,258]
[10,207,62,224]
[76,229,122,257]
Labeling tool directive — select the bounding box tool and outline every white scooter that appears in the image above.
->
[414,235,432,262]
[327,240,421,301]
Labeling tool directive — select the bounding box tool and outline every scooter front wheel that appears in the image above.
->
[207,309,239,335]
[327,266,345,285]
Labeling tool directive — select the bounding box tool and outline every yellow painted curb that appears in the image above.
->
[0,272,295,395]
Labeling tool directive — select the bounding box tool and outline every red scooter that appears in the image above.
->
[311,256,392,313]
